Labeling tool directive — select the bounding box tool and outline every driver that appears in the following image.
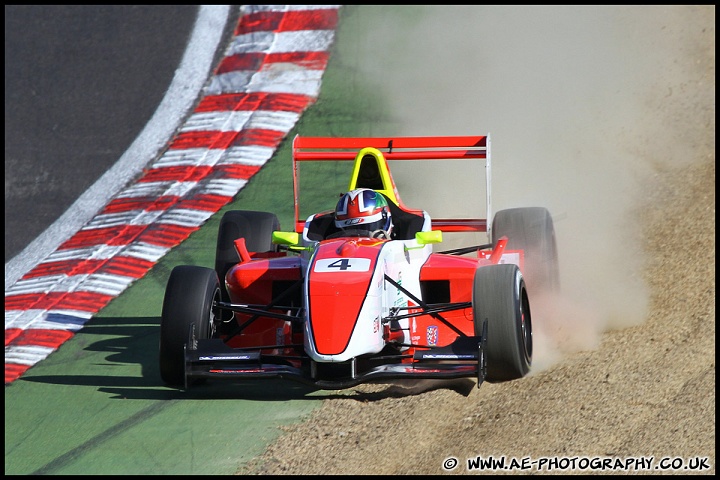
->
[334,188,393,239]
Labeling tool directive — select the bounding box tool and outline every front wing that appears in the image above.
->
[184,326,488,390]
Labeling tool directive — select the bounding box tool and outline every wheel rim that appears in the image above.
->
[520,289,532,363]
[209,286,221,338]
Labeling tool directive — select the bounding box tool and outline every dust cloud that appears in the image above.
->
[351,6,714,371]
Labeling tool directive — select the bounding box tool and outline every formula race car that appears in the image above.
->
[159,135,559,390]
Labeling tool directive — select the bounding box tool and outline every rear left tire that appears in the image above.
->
[491,207,560,295]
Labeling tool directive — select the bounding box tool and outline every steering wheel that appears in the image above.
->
[326,229,388,240]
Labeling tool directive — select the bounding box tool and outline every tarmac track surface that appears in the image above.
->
[5,5,203,265]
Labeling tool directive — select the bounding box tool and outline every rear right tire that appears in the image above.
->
[214,210,280,324]
[214,210,280,286]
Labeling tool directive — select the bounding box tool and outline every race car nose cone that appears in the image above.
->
[337,240,358,257]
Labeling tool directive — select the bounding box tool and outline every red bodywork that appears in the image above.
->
[223,233,517,364]
[181,134,529,389]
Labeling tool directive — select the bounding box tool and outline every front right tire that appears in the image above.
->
[159,265,221,387]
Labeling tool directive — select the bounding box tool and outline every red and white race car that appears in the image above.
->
[159,135,559,390]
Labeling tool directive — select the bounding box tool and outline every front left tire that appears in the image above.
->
[472,263,532,383]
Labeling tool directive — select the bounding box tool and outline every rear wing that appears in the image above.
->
[291,134,492,235]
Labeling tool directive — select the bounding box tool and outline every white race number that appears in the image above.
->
[314,258,371,272]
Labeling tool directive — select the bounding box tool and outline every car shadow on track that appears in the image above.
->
[18,315,476,401]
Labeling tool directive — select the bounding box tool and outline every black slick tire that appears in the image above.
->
[472,264,532,383]
[491,207,560,295]
[159,265,221,387]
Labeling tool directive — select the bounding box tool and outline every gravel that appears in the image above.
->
[237,7,715,475]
